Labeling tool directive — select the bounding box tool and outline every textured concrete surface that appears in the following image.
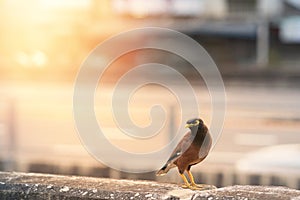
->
[0,172,195,200]
[0,172,300,200]
[192,185,300,200]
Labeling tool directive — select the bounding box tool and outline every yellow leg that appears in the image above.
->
[187,171,197,186]
[187,171,217,190]
[179,173,190,188]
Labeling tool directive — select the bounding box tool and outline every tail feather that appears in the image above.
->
[156,163,174,176]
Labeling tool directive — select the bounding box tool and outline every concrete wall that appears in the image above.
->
[1,172,300,200]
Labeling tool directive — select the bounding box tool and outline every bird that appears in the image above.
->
[156,118,215,190]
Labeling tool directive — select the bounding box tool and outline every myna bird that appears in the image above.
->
[156,118,215,190]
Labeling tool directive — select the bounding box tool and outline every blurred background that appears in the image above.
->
[1,0,300,189]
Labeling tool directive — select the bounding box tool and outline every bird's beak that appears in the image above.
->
[185,124,191,128]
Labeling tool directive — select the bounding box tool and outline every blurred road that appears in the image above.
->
[210,81,300,171]
[0,80,300,173]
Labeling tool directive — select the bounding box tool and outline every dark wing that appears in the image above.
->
[164,131,193,165]
[198,130,212,159]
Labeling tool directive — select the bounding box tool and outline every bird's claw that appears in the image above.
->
[181,184,198,190]
[191,184,217,190]
[181,184,216,190]
[181,184,190,189]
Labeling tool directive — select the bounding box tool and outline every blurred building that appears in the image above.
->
[0,0,300,190]
[0,0,299,82]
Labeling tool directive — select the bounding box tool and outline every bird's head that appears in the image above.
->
[185,118,203,129]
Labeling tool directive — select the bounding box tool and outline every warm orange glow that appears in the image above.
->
[31,51,48,68]
[15,51,47,68]
[15,52,31,67]
[128,0,149,18]
[39,0,91,9]
[0,0,98,80]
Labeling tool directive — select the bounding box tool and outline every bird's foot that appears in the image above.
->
[181,183,215,190]
[190,183,217,190]
[181,184,190,189]
[181,184,196,190]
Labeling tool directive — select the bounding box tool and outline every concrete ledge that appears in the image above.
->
[192,185,300,200]
[0,172,300,200]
